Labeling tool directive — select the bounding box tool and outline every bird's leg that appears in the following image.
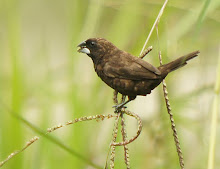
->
[113,95,136,112]
[121,95,126,103]
[113,90,119,104]
[113,95,127,111]
[113,99,131,113]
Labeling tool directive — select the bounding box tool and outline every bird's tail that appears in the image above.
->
[159,50,200,74]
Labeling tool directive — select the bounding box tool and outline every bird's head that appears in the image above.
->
[77,38,117,61]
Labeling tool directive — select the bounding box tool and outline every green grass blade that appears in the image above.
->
[207,46,220,169]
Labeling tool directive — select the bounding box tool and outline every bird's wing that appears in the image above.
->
[103,55,161,80]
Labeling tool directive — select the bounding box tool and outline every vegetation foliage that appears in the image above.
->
[0,0,219,168]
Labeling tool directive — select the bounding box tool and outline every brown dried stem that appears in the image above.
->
[156,10,185,166]
[0,136,39,167]
[47,114,116,133]
[109,113,121,169]
[111,110,142,146]
[120,113,130,169]
[110,91,141,168]
[140,0,168,55]
[139,46,153,59]
[158,51,185,169]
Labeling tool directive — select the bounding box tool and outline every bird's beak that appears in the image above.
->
[77,41,90,54]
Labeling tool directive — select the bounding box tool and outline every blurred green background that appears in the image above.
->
[0,0,220,169]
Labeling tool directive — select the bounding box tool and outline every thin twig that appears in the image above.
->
[139,0,169,56]
[158,51,185,169]
[47,114,115,133]
[0,101,103,169]
[155,10,185,167]
[121,114,130,169]
[139,46,153,59]
[162,79,184,168]
[111,110,142,146]
[0,136,39,167]
[109,113,121,169]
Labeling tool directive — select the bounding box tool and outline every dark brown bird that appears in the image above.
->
[77,38,199,110]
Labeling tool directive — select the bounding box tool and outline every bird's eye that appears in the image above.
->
[90,41,95,46]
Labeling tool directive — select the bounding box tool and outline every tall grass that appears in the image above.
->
[207,47,220,169]
[0,0,219,168]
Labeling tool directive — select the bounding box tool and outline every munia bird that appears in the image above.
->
[77,38,199,110]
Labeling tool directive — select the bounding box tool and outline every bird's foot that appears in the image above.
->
[112,103,127,113]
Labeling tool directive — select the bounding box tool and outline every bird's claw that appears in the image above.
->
[112,104,127,113]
